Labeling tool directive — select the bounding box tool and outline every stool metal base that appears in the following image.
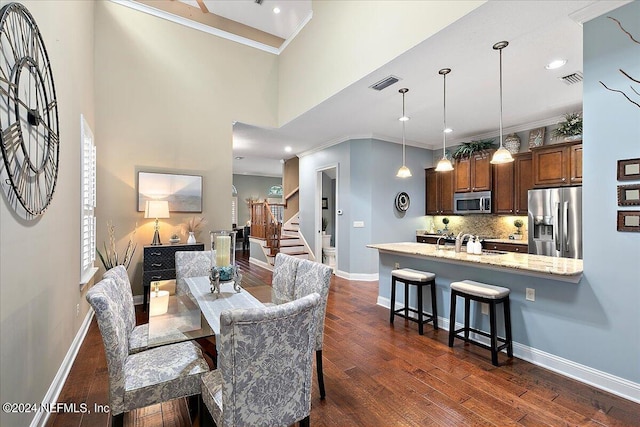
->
[390,275,438,335]
[448,290,513,366]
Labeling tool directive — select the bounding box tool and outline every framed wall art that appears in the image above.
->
[618,184,640,206]
[617,158,640,181]
[137,172,203,212]
[617,211,640,232]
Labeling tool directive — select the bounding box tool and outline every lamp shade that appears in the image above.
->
[435,157,454,172]
[144,200,170,219]
[490,147,514,164]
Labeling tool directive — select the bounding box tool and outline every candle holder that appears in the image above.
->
[209,230,241,296]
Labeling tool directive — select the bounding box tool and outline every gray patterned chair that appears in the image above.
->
[103,265,148,354]
[200,293,321,427]
[292,258,332,400]
[271,252,302,304]
[270,254,332,399]
[87,278,209,427]
[175,250,215,295]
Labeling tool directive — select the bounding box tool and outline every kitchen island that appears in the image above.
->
[368,242,582,283]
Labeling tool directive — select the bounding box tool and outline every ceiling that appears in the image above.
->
[130,1,630,177]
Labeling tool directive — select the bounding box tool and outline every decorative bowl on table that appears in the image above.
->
[169,237,180,244]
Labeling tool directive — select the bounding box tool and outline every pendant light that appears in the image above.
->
[490,40,515,165]
[396,88,412,178]
[435,68,454,172]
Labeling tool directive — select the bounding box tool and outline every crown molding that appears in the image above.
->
[568,0,633,25]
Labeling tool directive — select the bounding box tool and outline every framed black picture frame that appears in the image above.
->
[322,197,328,209]
[137,171,203,212]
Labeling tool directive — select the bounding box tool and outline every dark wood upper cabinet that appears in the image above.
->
[492,161,515,214]
[514,152,533,215]
[454,151,493,193]
[425,168,453,215]
[532,141,582,187]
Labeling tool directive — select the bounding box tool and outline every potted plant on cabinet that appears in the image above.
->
[513,219,524,240]
[181,216,207,244]
[553,112,582,141]
[451,139,496,159]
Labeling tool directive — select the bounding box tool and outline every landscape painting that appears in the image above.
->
[138,172,202,212]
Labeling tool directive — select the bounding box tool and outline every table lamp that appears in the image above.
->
[145,200,170,245]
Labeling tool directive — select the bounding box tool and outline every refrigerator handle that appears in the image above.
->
[564,201,569,251]
[555,202,560,252]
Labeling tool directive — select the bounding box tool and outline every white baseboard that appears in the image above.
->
[335,270,378,281]
[377,296,640,404]
[249,257,273,271]
[32,309,95,427]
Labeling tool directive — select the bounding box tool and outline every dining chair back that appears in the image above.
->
[293,258,333,399]
[271,252,301,304]
[87,278,209,427]
[175,250,214,295]
[103,265,148,353]
[201,293,320,427]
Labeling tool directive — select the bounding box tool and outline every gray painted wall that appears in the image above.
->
[376,1,640,388]
[299,138,432,276]
[233,174,282,226]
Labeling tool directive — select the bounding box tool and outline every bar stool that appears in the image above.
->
[390,268,438,335]
[448,280,513,366]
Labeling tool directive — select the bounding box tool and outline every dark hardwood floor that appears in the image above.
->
[47,250,639,427]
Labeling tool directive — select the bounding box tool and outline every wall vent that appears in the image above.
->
[560,71,583,85]
[369,75,400,91]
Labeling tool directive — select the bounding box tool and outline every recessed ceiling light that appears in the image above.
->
[273,7,281,14]
[444,128,453,133]
[398,116,410,122]
[545,59,567,70]
[284,146,292,153]
[235,156,244,160]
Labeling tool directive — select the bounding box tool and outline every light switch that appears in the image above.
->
[353,221,365,228]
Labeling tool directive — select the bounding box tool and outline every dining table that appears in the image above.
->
[147,276,271,349]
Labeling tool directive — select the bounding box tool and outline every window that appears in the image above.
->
[231,196,238,226]
[80,115,97,285]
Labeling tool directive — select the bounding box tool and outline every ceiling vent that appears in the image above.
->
[560,71,583,85]
[369,75,400,91]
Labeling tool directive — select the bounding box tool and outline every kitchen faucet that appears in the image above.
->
[455,232,474,253]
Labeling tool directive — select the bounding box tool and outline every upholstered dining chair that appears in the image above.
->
[200,293,321,427]
[87,278,209,427]
[271,252,302,305]
[175,250,215,295]
[103,265,147,354]
[292,258,332,400]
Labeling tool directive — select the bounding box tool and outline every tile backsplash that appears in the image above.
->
[422,215,528,239]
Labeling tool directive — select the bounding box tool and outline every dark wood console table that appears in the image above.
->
[142,243,204,311]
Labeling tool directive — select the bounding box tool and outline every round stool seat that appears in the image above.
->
[450,280,510,299]
[391,268,435,282]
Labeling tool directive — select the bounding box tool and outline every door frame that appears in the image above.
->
[315,163,339,270]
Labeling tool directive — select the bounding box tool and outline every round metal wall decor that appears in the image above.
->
[0,3,60,219]
[395,192,410,212]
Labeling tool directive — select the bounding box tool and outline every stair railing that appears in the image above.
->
[250,201,285,256]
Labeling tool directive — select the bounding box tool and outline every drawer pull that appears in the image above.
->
[151,263,162,267]
[151,275,162,280]
[150,252,162,256]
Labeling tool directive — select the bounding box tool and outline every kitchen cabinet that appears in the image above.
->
[514,152,534,214]
[492,161,514,214]
[532,141,582,187]
[425,168,454,215]
[454,151,493,193]
[484,241,527,253]
[417,235,439,244]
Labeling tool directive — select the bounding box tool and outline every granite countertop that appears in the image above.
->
[368,242,583,283]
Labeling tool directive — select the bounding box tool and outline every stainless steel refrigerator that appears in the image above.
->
[528,187,582,259]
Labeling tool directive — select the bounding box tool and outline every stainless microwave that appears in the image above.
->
[453,191,492,214]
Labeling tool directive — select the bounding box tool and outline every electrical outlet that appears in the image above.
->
[76,303,80,317]
[394,262,400,269]
[526,288,535,301]
[481,303,489,315]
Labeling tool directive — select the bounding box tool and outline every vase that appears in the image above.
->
[503,133,521,154]
[187,232,196,244]
[564,135,582,142]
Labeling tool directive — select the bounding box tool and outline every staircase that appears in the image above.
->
[250,202,313,267]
